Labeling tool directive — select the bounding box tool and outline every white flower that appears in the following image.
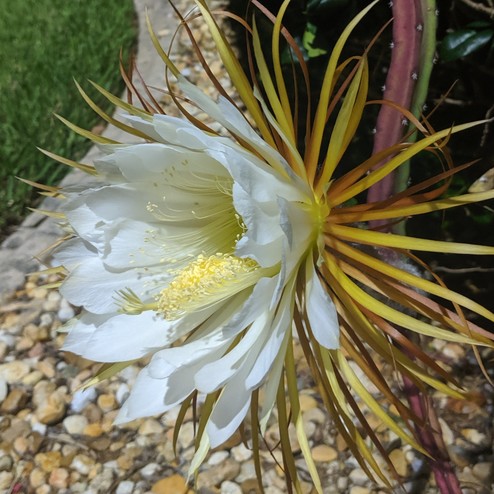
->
[56,87,339,449]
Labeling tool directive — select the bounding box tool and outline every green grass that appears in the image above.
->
[0,0,136,236]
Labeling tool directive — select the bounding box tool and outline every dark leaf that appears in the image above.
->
[440,28,494,62]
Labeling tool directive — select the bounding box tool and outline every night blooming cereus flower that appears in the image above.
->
[35,0,494,490]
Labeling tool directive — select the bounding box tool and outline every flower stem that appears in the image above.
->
[367,0,421,209]
[369,0,463,477]
[402,374,462,494]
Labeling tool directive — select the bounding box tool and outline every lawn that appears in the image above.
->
[0,0,136,237]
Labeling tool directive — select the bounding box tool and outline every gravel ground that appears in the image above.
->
[1,1,494,493]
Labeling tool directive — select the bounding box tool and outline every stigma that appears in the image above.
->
[157,253,262,319]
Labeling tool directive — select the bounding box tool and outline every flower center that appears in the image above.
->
[157,253,267,319]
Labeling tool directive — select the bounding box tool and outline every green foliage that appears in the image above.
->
[439,21,494,62]
[302,22,328,58]
[0,0,136,234]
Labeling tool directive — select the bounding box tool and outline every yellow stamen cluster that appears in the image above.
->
[157,253,260,319]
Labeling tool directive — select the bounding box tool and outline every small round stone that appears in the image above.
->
[83,422,104,437]
[140,462,161,479]
[35,393,66,425]
[0,388,29,414]
[221,480,242,494]
[63,415,89,435]
[208,451,229,466]
[58,298,76,322]
[138,418,164,435]
[311,445,338,463]
[35,451,62,473]
[116,480,136,494]
[97,393,116,412]
[29,468,46,488]
[151,474,188,494]
[0,471,14,490]
[0,361,30,383]
[49,468,69,489]
[0,455,13,472]
[349,468,369,486]
[71,454,96,476]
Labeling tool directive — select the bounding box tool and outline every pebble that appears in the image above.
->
[236,461,256,483]
[0,455,13,472]
[22,369,44,386]
[29,467,46,488]
[35,451,62,473]
[231,443,253,462]
[461,428,488,446]
[37,359,56,378]
[115,383,130,405]
[0,471,14,490]
[311,444,338,463]
[299,394,318,411]
[83,422,104,437]
[97,393,116,412]
[35,392,67,424]
[32,380,56,405]
[138,418,164,435]
[49,467,69,489]
[221,480,242,494]
[337,477,348,491]
[42,290,61,311]
[389,449,408,477]
[198,459,241,488]
[151,474,188,494]
[140,462,161,479]
[31,422,48,436]
[349,487,371,494]
[116,480,136,494]
[63,414,89,434]
[472,462,494,483]
[58,298,76,322]
[88,468,115,490]
[71,454,96,475]
[39,312,53,328]
[176,421,195,449]
[71,387,97,412]
[439,418,455,446]
[209,450,230,466]
[0,341,7,360]
[349,468,370,486]
[0,377,9,402]
[0,360,30,383]
[0,388,29,413]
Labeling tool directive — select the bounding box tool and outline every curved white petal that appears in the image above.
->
[244,276,296,390]
[194,312,270,393]
[305,258,340,349]
[206,367,252,448]
[115,365,194,423]
[62,311,177,361]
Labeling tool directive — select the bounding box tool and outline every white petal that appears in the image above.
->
[126,114,211,150]
[115,366,193,423]
[244,277,295,390]
[60,256,160,314]
[305,258,340,349]
[52,238,96,271]
[102,219,169,270]
[206,370,252,448]
[219,277,278,340]
[194,312,270,393]
[147,334,229,380]
[62,311,178,361]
